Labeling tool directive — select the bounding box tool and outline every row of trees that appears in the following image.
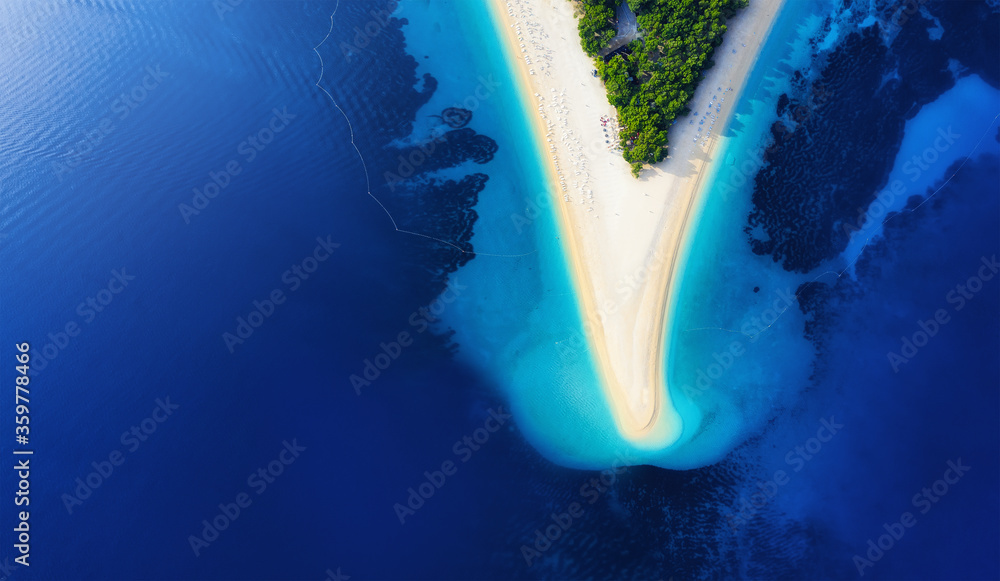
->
[575,0,619,56]
[574,0,749,176]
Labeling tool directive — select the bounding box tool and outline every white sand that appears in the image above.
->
[487,0,785,443]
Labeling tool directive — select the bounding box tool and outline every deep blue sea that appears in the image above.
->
[0,0,996,579]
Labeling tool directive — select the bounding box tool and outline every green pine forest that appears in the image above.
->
[573,0,749,176]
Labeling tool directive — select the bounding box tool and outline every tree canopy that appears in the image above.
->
[576,0,619,55]
[573,0,749,176]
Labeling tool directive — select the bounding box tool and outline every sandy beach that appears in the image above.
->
[486,0,785,445]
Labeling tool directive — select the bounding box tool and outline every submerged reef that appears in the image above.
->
[746,0,999,272]
[321,2,498,282]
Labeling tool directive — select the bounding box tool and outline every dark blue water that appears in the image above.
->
[800,151,1000,580]
[0,1,505,578]
[0,0,996,579]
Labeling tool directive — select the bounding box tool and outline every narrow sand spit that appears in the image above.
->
[486,0,786,445]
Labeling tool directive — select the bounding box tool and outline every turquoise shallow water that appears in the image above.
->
[1,0,993,576]
[397,0,657,466]
[662,0,826,467]
[399,0,830,469]
[397,0,624,467]
[362,1,1000,575]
